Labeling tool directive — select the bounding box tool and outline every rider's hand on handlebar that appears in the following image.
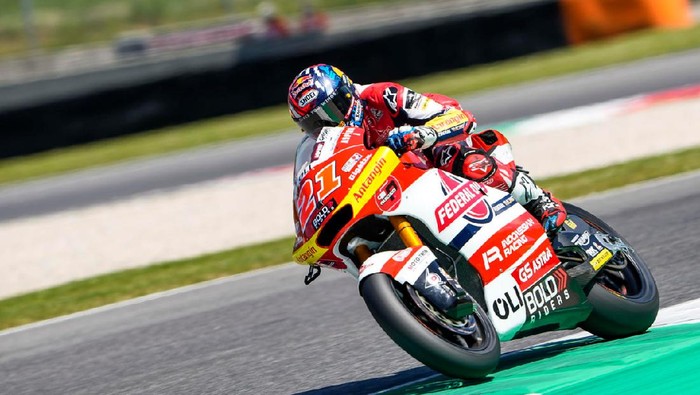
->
[386,126,435,153]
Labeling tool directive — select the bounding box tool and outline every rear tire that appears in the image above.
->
[361,273,500,379]
[564,203,659,339]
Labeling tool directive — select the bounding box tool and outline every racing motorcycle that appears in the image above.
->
[292,126,659,379]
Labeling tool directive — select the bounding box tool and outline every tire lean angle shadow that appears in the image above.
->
[293,335,601,394]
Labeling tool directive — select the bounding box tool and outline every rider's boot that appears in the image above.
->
[509,167,567,233]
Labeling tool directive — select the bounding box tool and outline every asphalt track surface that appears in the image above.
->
[2,171,699,394]
[2,49,700,222]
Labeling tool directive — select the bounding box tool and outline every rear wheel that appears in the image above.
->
[361,273,500,379]
[564,203,659,339]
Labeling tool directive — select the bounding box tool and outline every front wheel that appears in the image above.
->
[564,203,659,339]
[360,273,500,379]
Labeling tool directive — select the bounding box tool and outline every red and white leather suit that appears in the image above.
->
[356,82,519,196]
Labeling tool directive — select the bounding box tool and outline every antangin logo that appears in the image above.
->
[295,246,318,263]
[353,158,386,202]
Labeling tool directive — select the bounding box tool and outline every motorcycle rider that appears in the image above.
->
[288,64,567,232]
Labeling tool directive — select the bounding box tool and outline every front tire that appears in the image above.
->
[361,273,500,379]
[565,203,659,339]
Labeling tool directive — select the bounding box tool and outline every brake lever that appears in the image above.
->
[304,264,322,285]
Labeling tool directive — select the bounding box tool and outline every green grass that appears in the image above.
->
[2,24,700,186]
[541,145,700,198]
[1,144,700,330]
[0,237,295,329]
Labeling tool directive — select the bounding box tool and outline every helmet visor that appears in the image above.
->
[297,86,355,137]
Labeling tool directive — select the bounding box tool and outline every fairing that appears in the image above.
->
[292,126,593,340]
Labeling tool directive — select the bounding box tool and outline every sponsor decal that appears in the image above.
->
[468,211,545,285]
[383,87,399,113]
[353,157,387,202]
[317,126,340,143]
[375,176,402,211]
[295,246,318,263]
[438,145,457,167]
[401,248,431,274]
[434,181,490,232]
[342,153,363,172]
[348,155,371,181]
[481,246,503,271]
[298,90,318,107]
[525,268,571,323]
[590,248,613,270]
[491,195,517,215]
[467,156,492,175]
[500,218,536,258]
[405,90,419,109]
[492,285,524,320]
[424,270,444,290]
[407,249,430,270]
[291,77,313,98]
[564,219,578,229]
[514,246,555,289]
[311,142,324,161]
[572,231,590,246]
[389,247,434,281]
[311,199,337,230]
[441,172,496,253]
[584,241,606,258]
[340,127,356,144]
[429,111,469,134]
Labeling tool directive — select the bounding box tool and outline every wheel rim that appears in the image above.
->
[596,250,644,297]
[390,280,491,351]
[566,215,648,300]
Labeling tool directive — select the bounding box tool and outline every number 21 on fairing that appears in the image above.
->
[296,163,342,225]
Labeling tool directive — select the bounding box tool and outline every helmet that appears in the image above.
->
[288,64,364,138]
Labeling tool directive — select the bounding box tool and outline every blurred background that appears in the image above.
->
[0,0,696,159]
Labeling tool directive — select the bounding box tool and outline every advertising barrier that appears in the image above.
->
[560,0,693,44]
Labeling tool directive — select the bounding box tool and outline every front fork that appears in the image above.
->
[358,216,476,319]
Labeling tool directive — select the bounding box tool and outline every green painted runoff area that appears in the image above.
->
[385,322,700,395]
